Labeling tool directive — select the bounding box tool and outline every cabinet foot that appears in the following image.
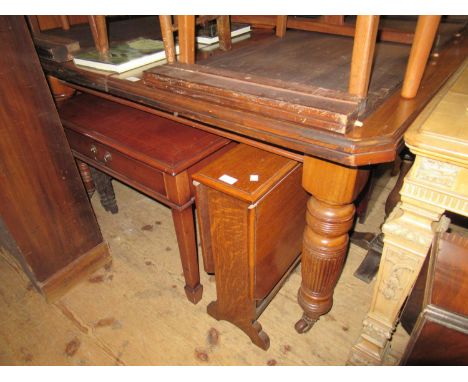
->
[207,301,270,350]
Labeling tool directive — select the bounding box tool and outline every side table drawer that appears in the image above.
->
[65,128,167,199]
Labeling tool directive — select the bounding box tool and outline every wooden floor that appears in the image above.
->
[0,165,411,365]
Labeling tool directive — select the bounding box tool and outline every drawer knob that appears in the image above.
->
[103,152,112,163]
[90,145,98,155]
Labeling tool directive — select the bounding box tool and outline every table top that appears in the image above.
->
[405,59,468,168]
[59,93,230,174]
[38,18,468,167]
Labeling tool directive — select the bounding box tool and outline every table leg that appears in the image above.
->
[348,200,447,365]
[165,171,202,304]
[295,156,369,332]
[89,166,118,214]
[171,206,203,304]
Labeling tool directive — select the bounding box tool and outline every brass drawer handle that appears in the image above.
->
[90,144,98,155]
[103,152,112,163]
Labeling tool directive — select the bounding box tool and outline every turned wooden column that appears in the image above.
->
[295,156,369,332]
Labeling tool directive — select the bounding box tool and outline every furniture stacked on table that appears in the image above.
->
[33,15,468,361]
[349,59,468,365]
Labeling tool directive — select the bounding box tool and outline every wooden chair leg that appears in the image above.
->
[401,16,441,99]
[88,15,109,55]
[59,16,70,30]
[349,15,380,98]
[77,160,95,197]
[159,15,176,64]
[178,15,195,64]
[276,16,287,37]
[217,16,232,51]
[89,166,118,214]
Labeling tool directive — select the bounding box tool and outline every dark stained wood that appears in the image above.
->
[401,232,468,365]
[59,93,229,175]
[193,144,307,349]
[429,233,468,317]
[58,92,231,304]
[0,16,109,296]
[32,32,80,62]
[403,319,468,365]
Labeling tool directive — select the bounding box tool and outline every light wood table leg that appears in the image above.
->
[295,156,369,332]
[348,156,450,365]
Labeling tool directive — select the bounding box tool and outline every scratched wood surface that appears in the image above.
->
[0,167,410,365]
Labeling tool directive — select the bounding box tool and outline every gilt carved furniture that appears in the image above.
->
[58,92,232,304]
[192,144,308,349]
[34,15,468,348]
[349,59,468,365]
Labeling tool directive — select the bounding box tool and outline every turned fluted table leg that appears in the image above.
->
[296,156,369,332]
